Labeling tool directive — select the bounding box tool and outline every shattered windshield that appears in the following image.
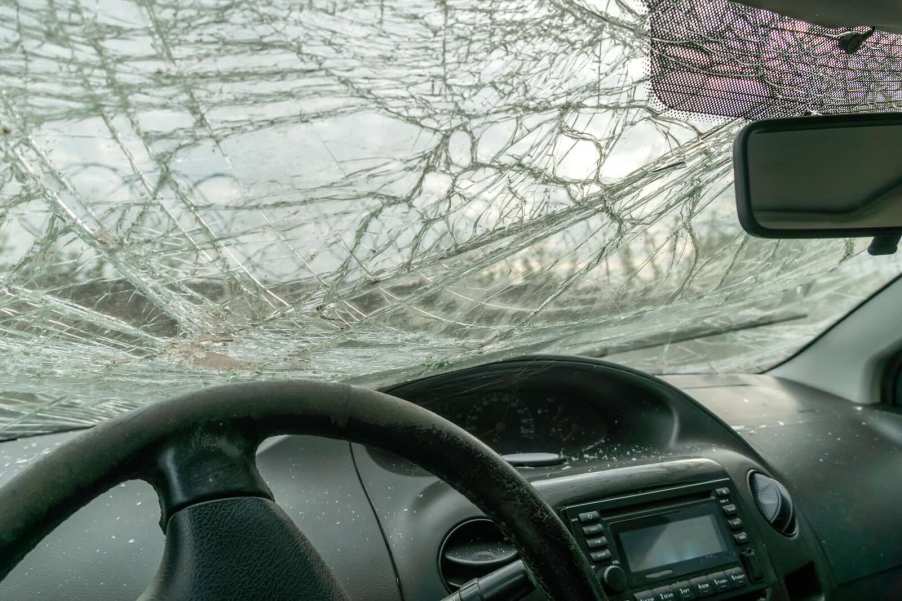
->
[1,0,901,439]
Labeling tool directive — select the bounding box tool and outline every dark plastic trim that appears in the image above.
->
[734,112,902,239]
[881,350,902,406]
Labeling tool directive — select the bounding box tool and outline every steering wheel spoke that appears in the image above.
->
[149,419,270,527]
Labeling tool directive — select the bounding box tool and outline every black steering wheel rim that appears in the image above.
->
[0,380,605,601]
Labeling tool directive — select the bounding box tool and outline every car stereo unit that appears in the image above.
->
[563,479,766,601]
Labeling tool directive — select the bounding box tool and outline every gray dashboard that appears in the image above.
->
[669,373,902,598]
[0,357,900,601]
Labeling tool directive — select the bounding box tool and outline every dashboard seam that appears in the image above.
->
[349,441,408,601]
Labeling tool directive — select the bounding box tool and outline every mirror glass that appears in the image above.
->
[735,115,902,235]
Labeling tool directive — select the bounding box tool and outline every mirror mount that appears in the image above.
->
[838,27,877,54]
[869,232,902,256]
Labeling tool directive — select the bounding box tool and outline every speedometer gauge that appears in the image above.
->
[549,400,590,444]
[422,388,608,458]
[461,392,539,453]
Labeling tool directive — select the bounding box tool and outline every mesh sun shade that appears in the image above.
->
[647,0,902,118]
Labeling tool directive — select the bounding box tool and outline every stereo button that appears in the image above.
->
[690,576,713,597]
[586,536,608,549]
[733,531,750,544]
[726,567,748,587]
[579,511,601,523]
[715,487,731,497]
[634,591,655,601]
[711,572,731,592]
[653,586,676,601]
[582,523,604,536]
[590,549,612,562]
[727,517,743,530]
[673,581,696,600]
[722,504,738,516]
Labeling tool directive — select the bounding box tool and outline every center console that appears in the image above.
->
[563,478,767,601]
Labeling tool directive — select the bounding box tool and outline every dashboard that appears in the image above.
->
[3,355,902,601]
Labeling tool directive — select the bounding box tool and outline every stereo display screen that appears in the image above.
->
[618,513,727,573]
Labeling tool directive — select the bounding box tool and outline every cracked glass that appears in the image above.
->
[1,0,902,439]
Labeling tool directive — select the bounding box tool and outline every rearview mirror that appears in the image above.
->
[734,114,902,254]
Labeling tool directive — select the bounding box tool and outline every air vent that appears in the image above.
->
[439,519,518,591]
[749,472,797,536]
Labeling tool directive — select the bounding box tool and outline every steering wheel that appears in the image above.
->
[0,381,605,601]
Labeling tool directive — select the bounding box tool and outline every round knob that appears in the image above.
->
[601,564,628,593]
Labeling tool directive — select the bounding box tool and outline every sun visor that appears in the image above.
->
[647,0,902,119]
